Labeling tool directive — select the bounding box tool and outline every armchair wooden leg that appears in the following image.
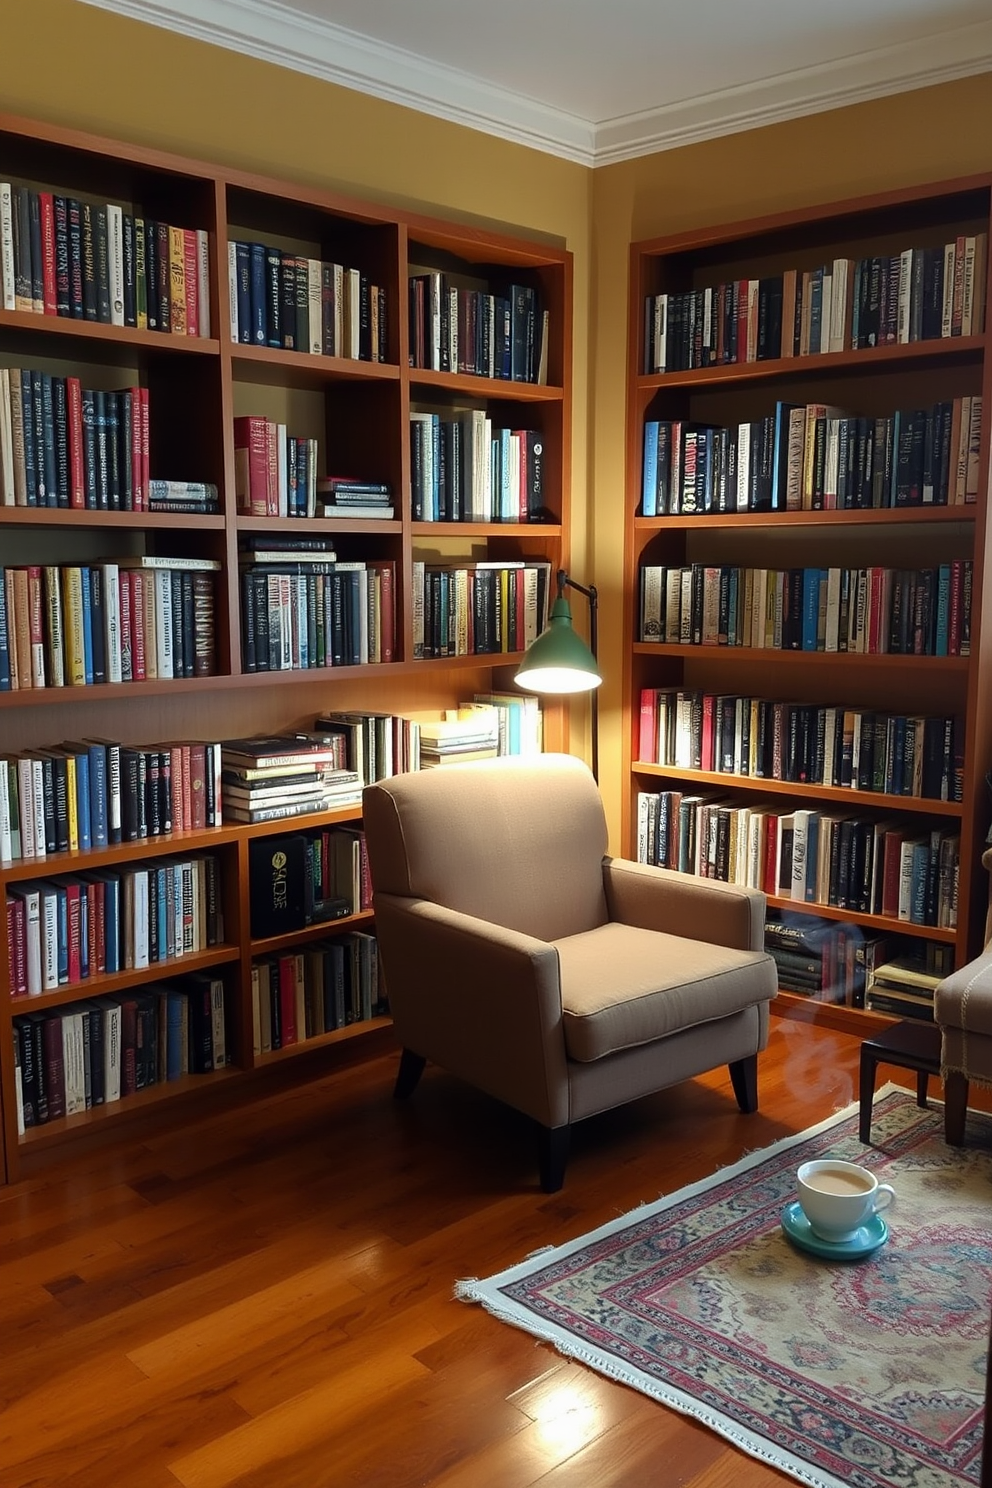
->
[538,1124,570,1193]
[393,1049,426,1100]
[944,1070,969,1146]
[729,1054,758,1114]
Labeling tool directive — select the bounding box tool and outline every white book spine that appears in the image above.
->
[14,1062,24,1136]
[153,570,174,679]
[196,228,211,338]
[0,183,14,311]
[41,889,59,990]
[412,560,425,659]
[102,563,122,684]
[16,758,35,860]
[106,204,125,326]
[790,810,811,902]
[133,868,149,970]
[104,1002,122,1102]
[941,242,956,337]
[20,889,42,994]
[0,761,11,864]
[276,422,288,517]
[898,842,916,921]
[897,247,914,343]
[347,266,361,358]
[30,757,45,861]
[227,240,239,343]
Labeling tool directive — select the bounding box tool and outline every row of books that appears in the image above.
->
[6,851,223,997]
[0,370,148,511]
[0,183,211,335]
[643,236,988,372]
[227,240,387,361]
[247,824,369,938]
[251,932,384,1054]
[635,789,959,928]
[233,415,319,518]
[763,912,950,1011]
[13,973,227,1130]
[638,561,972,656]
[0,557,219,691]
[639,396,982,516]
[638,688,962,803]
[0,738,223,865]
[410,410,546,522]
[412,559,552,660]
[408,272,547,383]
[239,554,396,672]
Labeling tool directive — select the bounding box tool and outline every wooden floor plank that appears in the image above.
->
[0,1017,942,1487]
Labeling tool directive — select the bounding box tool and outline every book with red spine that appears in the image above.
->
[38,192,57,315]
[233,415,269,516]
[66,376,85,508]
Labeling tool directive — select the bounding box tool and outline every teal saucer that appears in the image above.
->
[781,1201,888,1260]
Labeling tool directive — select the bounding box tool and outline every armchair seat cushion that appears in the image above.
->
[554,922,777,1063]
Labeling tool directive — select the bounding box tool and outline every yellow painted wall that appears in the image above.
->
[591,75,992,842]
[7,3,992,845]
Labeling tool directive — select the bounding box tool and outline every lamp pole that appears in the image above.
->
[557,569,599,782]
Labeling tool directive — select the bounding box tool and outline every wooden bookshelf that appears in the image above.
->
[623,175,992,1028]
[0,111,572,1183]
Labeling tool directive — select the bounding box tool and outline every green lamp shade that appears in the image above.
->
[515,597,602,695]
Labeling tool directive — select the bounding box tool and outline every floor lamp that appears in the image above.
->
[514,569,602,780]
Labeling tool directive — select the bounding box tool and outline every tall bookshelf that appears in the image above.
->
[0,111,572,1183]
[623,176,992,1033]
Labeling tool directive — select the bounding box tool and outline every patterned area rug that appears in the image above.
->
[457,1089,992,1488]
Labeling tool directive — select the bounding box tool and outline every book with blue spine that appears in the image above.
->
[801,569,822,652]
[249,242,267,345]
[79,565,95,684]
[166,989,186,1079]
[0,571,10,690]
[642,420,660,516]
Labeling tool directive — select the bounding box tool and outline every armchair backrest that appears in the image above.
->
[363,753,610,942]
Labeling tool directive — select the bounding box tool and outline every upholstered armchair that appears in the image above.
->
[935,845,992,1145]
[362,753,778,1191]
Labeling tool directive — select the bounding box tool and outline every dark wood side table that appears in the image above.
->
[859,1020,942,1144]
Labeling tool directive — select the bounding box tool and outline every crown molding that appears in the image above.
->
[77,0,598,165]
[79,0,992,168]
[594,19,992,165]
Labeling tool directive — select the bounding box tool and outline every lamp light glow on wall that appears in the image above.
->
[514,568,601,778]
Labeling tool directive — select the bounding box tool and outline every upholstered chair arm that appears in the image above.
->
[936,944,992,1034]
[373,892,571,1128]
[602,857,766,952]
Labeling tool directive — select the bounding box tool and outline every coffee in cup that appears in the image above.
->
[797,1158,895,1242]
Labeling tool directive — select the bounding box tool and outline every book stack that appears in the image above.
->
[233,416,318,517]
[0,555,219,691]
[637,686,963,803]
[412,559,552,659]
[408,271,547,383]
[0,370,149,510]
[227,239,386,361]
[5,852,223,995]
[865,951,950,1021]
[239,543,396,672]
[147,481,219,515]
[0,183,211,335]
[407,706,500,768]
[640,395,983,516]
[317,477,394,521]
[221,735,363,825]
[12,971,227,1129]
[644,235,988,373]
[251,930,383,1053]
[0,737,222,864]
[638,560,972,657]
[763,914,851,1002]
[409,410,545,521]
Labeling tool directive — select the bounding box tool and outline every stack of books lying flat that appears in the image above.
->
[405,705,500,768]
[866,955,945,1022]
[220,735,362,824]
[317,477,394,520]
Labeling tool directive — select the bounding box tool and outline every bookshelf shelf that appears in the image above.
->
[624,175,992,1024]
[0,108,572,1182]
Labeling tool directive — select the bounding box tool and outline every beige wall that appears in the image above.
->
[591,75,992,843]
[7,3,992,845]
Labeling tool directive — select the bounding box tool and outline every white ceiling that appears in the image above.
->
[81,0,992,165]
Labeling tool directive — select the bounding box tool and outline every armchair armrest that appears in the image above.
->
[602,857,766,952]
[373,892,570,1127]
[936,944,992,1037]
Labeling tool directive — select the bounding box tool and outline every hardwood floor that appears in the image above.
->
[0,1016,909,1486]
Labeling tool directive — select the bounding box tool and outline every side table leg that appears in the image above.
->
[916,1071,929,1108]
[859,1047,877,1145]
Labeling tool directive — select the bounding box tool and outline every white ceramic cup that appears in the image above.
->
[796,1158,895,1242]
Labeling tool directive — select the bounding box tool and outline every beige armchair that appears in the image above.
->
[935,846,992,1145]
[362,753,778,1190]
